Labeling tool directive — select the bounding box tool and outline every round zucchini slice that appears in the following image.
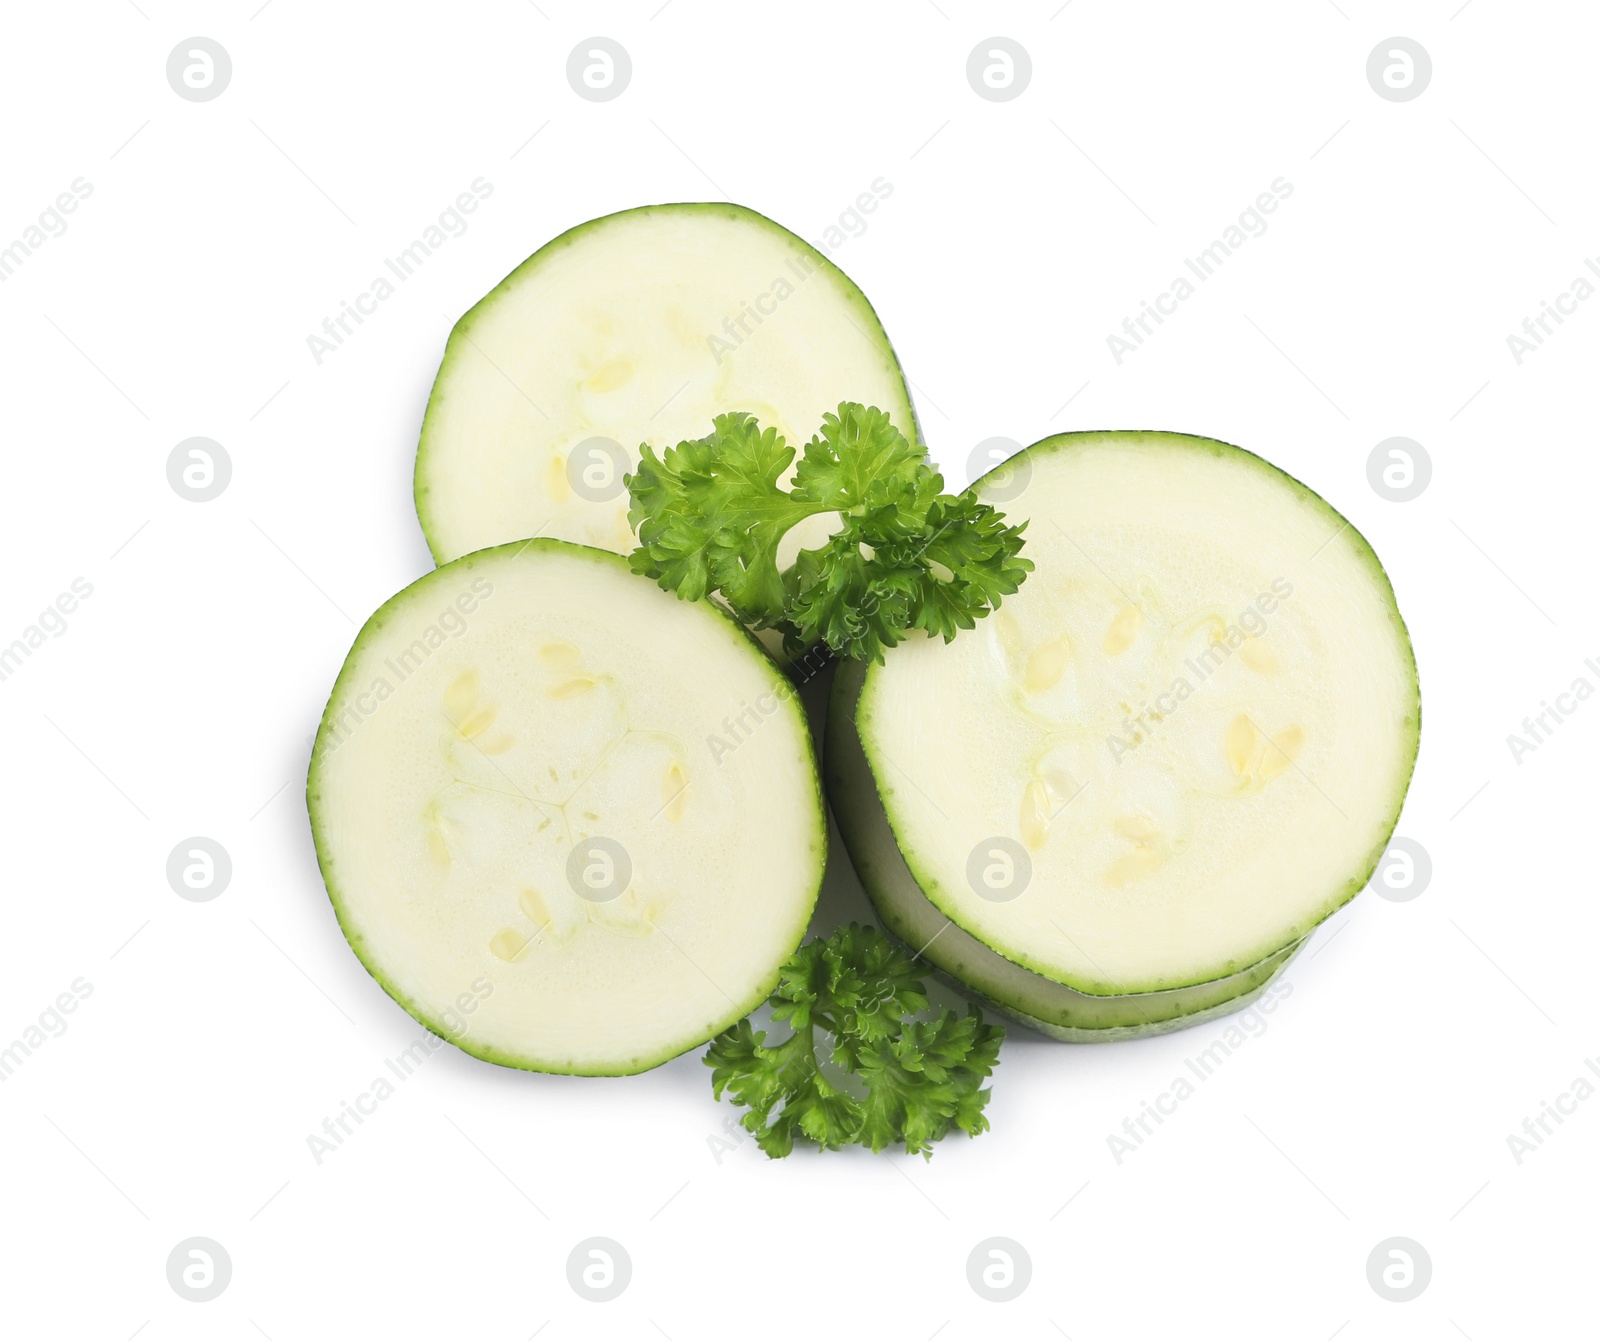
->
[415,202,915,567]
[828,431,1418,1007]
[308,540,825,1075]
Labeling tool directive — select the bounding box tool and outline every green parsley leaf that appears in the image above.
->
[704,923,1004,1159]
[627,403,1033,662]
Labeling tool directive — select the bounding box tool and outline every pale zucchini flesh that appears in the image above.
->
[839,431,1418,998]
[308,540,825,1075]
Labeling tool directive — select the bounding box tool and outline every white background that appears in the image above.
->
[2,2,1595,1337]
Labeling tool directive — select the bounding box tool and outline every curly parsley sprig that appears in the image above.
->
[626,403,1032,663]
[705,924,1004,1159]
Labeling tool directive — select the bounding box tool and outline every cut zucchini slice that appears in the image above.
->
[415,202,915,567]
[308,540,825,1075]
[829,431,1418,1002]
